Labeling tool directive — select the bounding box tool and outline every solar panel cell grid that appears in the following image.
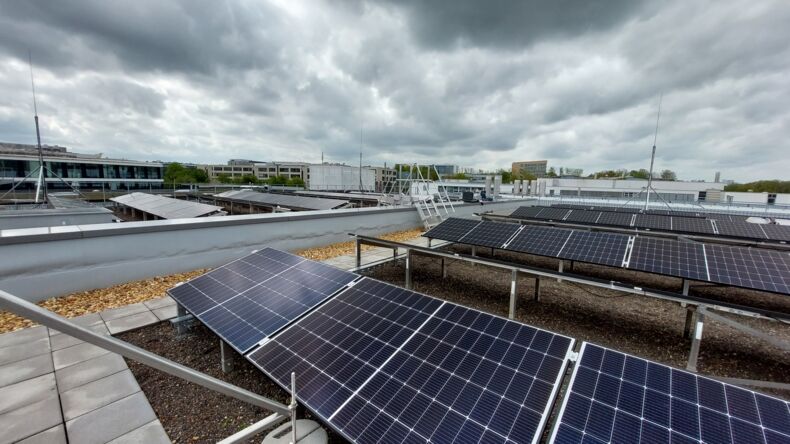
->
[704,245,790,294]
[595,212,634,228]
[168,247,357,352]
[423,217,480,242]
[627,237,709,281]
[715,221,769,240]
[510,206,545,219]
[551,343,790,444]
[633,214,673,231]
[563,210,603,224]
[249,277,574,444]
[760,224,790,242]
[672,217,715,235]
[458,220,521,248]
[507,225,573,257]
[560,231,630,267]
[534,207,571,221]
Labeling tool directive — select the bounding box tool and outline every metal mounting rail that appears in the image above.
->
[349,234,790,322]
[0,289,292,416]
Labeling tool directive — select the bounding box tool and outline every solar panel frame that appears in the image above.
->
[168,247,358,353]
[758,224,790,242]
[715,220,769,240]
[533,207,572,221]
[672,217,715,235]
[458,220,522,248]
[633,214,673,231]
[510,206,546,219]
[422,217,481,242]
[550,342,790,444]
[248,277,575,444]
[563,210,604,224]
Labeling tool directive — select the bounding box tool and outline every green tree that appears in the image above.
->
[513,171,537,181]
[660,169,677,181]
[546,167,558,178]
[724,180,790,193]
[447,172,468,180]
[286,177,305,187]
[163,163,210,184]
[217,173,232,184]
[496,169,513,183]
[628,169,650,179]
[267,175,288,185]
[192,168,209,183]
[234,174,259,185]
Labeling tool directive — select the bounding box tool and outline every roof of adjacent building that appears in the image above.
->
[111,193,223,219]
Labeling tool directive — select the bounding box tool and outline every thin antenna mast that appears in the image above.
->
[644,93,662,211]
[359,126,363,192]
[29,52,48,205]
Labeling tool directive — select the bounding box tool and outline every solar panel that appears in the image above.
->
[111,192,222,219]
[703,245,790,294]
[715,220,768,240]
[595,212,634,228]
[216,190,349,211]
[627,237,709,282]
[510,207,545,219]
[561,231,630,267]
[534,207,571,221]
[168,248,357,352]
[248,277,575,444]
[423,217,480,242]
[507,225,573,257]
[564,210,603,224]
[459,220,521,248]
[759,224,790,242]
[672,217,715,235]
[550,343,790,444]
[633,214,672,231]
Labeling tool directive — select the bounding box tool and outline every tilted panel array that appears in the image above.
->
[507,206,790,243]
[423,217,480,242]
[249,277,575,444]
[424,218,790,295]
[168,248,357,353]
[458,220,521,248]
[551,343,790,444]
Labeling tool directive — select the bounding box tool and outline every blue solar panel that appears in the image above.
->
[458,220,521,248]
[168,247,357,353]
[248,277,575,444]
[550,343,790,444]
[704,244,790,294]
[507,225,573,257]
[561,231,629,267]
[423,217,480,242]
[511,206,545,219]
[628,237,709,281]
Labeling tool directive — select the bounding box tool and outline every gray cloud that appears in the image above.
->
[0,0,787,181]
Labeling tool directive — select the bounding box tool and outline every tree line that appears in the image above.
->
[163,163,305,186]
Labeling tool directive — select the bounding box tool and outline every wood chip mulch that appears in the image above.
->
[0,228,424,334]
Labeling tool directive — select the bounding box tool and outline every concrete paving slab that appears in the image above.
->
[0,336,50,366]
[17,424,67,444]
[99,303,149,322]
[61,369,140,421]
[0,325,48,349]
[52,342,110,370]
[0,352,53,388]
[65,392,156,444]
[152,304,178,321]
[143,296,175,310]
[106,311,159,335]
[0,373,57,414]
[0,394,62,443]
[50,322,110,351]
[48,313,104,336]
[55,352,127,392]
[107,419,170,444]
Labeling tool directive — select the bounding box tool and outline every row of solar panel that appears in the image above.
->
[170,248,790,443]
[423,218,790,295]
[549,203,768,221]
[509,206,790,242]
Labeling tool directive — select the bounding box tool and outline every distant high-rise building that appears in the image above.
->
[714,171,721,183]
[511,160,548,178]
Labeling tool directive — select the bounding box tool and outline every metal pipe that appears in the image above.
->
[290,372,298,444]
[686,308,705,372]
[216,413,286,444]
[0,289,291,415]
[509,269,517,319]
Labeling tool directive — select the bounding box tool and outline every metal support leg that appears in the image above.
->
[534,277,541,301]
[355,238,361,269]
[557,261,564,282]
[393,248,398,259]
[569,260,574,272]
[220,339,232,373]
[428,238,432,248]
[175,304,188,334]
[509,269,518,319]
[686,309,705,372]
[405,249,412,290]
[491,247,495,256]
[683,309,696,339]
[440,257,446,278]
[471,246,476,267]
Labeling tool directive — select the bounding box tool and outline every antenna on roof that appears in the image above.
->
[29,51,48,205]
[359,125,363,192]
[644,93,662,211]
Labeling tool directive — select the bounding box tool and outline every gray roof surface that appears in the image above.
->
[215,190,349,210]
[111,193,222,219]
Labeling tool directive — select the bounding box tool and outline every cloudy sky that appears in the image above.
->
[0,0,788,182]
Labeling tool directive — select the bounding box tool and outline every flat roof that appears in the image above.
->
[215,190,349,211]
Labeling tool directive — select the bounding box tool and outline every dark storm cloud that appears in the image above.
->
[0,0,787,181]
[374,0,652,50]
